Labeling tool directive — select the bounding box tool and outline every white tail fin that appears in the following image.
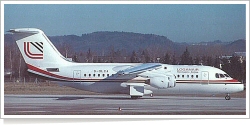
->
[10,28,68,68]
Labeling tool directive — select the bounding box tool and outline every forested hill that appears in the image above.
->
[4,31,246,57]
[48,31,177,55]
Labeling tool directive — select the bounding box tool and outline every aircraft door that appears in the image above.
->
[73,70,81,81]
[201,71,209,84]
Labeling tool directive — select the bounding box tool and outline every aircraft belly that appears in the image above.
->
[57,81,126,94]
[146,83,244,95]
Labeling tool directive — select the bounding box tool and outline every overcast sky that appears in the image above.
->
[4,3,246,43]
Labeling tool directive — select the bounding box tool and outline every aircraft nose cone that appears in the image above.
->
[241,84,245,91]
[238,83,245,92]
[232,79,244,91]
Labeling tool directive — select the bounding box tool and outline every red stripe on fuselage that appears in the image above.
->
[26,64,143,82]
[27,64,75,81]
[176,79,241,84]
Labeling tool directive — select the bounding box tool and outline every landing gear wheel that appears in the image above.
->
[225,94,231,100]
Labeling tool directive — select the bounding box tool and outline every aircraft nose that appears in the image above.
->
[232,79,244,92]
[238,82,245,92]
[241,83,245,91]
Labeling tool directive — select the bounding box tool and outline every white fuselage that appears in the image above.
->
[28,62,243,96]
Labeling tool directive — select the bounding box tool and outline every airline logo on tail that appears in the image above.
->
[24,42,43,59]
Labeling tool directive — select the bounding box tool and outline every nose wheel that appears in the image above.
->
[225,94,231,100]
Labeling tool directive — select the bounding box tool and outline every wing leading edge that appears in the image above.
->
[117,63,162,75]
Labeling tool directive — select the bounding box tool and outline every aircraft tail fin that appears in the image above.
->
[9,28,68,68]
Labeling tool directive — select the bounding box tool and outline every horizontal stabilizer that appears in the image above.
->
[8,28,41,34]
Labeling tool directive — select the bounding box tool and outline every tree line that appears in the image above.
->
[4,42,246,83]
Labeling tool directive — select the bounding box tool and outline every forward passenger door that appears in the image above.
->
[201,71,209,84]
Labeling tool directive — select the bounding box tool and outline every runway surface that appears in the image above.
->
[4,94,246,116]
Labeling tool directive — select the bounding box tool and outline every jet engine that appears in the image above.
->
[149,74,176,89]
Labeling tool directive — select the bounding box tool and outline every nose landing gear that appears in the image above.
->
[225,93,231,100]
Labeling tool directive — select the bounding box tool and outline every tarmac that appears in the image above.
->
[3,94,246,117]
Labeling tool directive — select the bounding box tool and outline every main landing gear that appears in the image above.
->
[225,93,231,100]
[131,94,153,99]
[131,96,142,99]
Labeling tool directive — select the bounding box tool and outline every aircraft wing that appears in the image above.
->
[117,63,162,76]
[116,63,162,96]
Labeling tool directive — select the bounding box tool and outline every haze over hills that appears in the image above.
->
[4,31,246,57]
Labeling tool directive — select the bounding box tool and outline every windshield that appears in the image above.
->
[224,74,230,78]
[215,73,231,78]
[219,74,225,78]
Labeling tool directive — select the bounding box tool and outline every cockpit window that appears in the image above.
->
[219,74,225,78]
[216,73,230,78]
[224,74,230,78]
[215,73,219,78]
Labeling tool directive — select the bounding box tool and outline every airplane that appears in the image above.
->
[9,28,244,100]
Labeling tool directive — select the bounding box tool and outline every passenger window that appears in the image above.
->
[103,74,105,77]
[107,74,109,77]
[191,75,194,78]
[98,74,100,77]
[89,74,91,77]
[182,75,184,78]
[187,75,189,78]
[84,74,86,77]
[177,75,180,78]
[93,74,96,77]
[196,75,198,78]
